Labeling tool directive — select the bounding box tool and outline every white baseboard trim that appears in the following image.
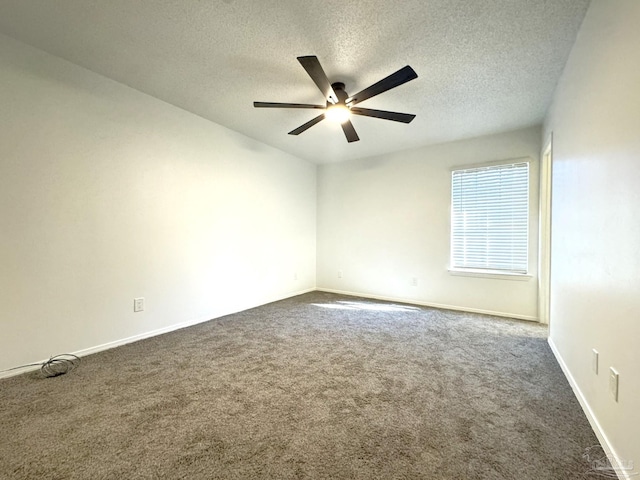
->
[316,288,538,322]
[548,337,632,480]
[0,288,315,380]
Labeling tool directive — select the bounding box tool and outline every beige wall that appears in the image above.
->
[317,126,541,320]
[0,34,317,373]
[544,1,640,476]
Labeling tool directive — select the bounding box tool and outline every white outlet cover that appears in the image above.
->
[134,297,145,312]
[609,367,619,402]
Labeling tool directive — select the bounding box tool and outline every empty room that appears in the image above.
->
[1,1,638,479]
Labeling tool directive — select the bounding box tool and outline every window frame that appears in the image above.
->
[449,158,532,279]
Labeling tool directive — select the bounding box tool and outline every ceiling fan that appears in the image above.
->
[253,56,418,143]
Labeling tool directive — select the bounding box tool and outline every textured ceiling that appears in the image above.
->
[0,0,590,164]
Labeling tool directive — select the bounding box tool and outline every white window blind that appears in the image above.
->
[451,162,529,274]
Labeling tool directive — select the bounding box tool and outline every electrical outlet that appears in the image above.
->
[134,297,145,313]
[609,367,619,402]
[592,349,599,374]
[411,277,418,287]
[294,272,298,281]
[338,270,343,279]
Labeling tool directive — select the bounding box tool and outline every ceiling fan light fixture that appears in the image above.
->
[325,104,351,124]
[253,56,418,142]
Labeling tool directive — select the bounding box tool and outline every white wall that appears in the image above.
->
[543,1,640,476]
[317,126,540,320]
[0,34,316,373]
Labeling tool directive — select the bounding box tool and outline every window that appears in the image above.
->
[450,161,529,275]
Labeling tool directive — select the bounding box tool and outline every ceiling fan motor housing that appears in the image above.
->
[330,82,348,106]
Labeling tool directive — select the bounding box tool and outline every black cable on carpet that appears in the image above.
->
[1,354,81,378]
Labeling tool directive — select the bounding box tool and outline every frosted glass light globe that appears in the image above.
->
[325,104,351,124]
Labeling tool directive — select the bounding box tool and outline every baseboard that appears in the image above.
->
[548,337,632,480]
[0,288,315,380]
[316,288,538,322]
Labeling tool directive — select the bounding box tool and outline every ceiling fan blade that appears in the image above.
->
[254,102,325,109]
[341,120,360,143]
[346,65,418,106]
[288,113,326,135]
[350,107,416,123]
[297,56,338,104]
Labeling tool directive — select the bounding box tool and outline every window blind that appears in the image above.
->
[451,162,529,274]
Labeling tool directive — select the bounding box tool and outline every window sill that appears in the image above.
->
[448,269,533,281]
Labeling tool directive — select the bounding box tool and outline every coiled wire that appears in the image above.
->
[1,354,81,378]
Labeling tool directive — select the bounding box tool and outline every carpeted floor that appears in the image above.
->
[0,292,609,479]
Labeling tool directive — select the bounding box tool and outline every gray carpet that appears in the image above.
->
[0,292,608,479]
